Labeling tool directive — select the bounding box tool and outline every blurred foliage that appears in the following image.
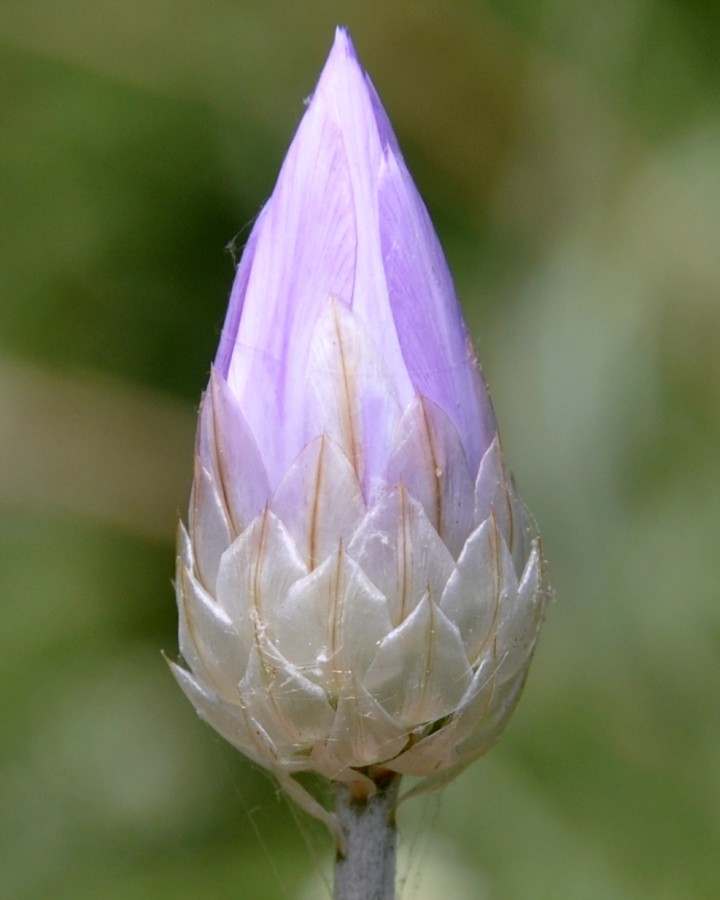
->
[2,0,719,897]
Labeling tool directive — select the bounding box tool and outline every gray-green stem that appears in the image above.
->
[334,775,400,900]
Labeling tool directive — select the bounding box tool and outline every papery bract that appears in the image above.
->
[171,28,547,840]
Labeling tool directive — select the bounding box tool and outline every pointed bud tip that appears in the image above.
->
[332,26,358,60]
[314,27,366,101]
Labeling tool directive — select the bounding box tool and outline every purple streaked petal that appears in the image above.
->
[312,33,414,403]
[223,30,415,486]
[364,71,402,157]
[214,204,268,379]
[225,96,357,484]
[304,297,404,498]
[378,147,497,471]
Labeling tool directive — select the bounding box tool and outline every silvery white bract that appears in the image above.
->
[171,28,547,839]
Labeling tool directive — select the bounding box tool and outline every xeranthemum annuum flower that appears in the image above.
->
[170,28,547,840]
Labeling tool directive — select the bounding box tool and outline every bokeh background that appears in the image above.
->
[2,1,719,897]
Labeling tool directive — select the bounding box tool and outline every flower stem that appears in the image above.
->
[334,774,400,900]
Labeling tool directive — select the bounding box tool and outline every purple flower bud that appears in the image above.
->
[171,28,547,838]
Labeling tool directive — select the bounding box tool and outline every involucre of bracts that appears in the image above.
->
[170,29,547,842]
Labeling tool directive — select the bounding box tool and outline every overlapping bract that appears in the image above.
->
[171,29,546,833]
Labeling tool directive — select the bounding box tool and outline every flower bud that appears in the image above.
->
[171,28,547,837]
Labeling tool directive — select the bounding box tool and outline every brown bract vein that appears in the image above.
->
[477,513,503,668]
[418,398,443,537]
[209,382,241,538]
[250,508,307,744]
[180,565,225,697]
[308,435,327,570]
[329,542,345,695]
[397,484,411,626]
[420,588,437,721]
[329,297,361,482]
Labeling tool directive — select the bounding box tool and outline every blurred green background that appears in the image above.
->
[2,1,719,897]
